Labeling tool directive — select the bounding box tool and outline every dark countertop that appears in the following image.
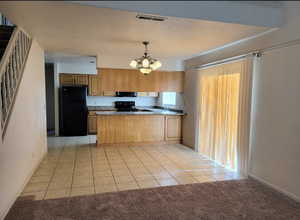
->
[88,106,184,116]
[88,106,116,111]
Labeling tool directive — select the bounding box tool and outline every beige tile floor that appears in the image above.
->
[21,136,243,200]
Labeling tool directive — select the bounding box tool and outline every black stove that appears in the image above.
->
[115,101,138,112]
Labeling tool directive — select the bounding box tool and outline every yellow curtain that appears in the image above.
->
[199,60,248,171]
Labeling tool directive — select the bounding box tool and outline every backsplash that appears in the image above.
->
[87,96,156,107]
[156,92,185,110]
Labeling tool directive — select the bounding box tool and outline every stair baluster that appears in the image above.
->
[0,26,32,137]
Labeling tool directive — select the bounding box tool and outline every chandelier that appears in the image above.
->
[130,41,162,75]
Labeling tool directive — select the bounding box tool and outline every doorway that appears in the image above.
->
[198,61,243,171]
[45,63,55,136]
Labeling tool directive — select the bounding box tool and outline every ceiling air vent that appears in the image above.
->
[136,14,166,22]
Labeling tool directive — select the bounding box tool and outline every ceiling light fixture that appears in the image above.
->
[130,41,162,75]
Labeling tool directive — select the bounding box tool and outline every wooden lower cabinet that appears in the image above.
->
[98,115,165,144]
[164,116,182,141]
[97,115,182,145]
[88,115,97,134]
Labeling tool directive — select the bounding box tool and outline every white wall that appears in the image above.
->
[87,96,156,107]
[0,40,47,219]
[249,44,300,201]
[57,56,97,75]
[46,55,97,75]
[182,69,200,149]
[156,92,185,110]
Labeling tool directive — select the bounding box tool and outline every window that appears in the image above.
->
[162,92,176,105]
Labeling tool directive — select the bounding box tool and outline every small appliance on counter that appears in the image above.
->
[116,92,137,97]
[115,101,138,112]
[59,85,88,136]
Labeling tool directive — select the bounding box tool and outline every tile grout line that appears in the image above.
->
[148,146,199,182]
[138,145,179,185]
[69,143,79,197]
[43,145,64,200]
[154,145,230,182]
[89,142,96,194]
[128,146,161,186]
[116,146,141,189]
[102,146,119,192]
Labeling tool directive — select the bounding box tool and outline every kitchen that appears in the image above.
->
[55,57,185,146]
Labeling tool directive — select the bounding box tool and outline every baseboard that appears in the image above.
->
[0,151,46,220]
[249,174,300,202]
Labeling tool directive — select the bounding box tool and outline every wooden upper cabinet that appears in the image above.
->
[74,75,88,85]
[60,74,75,85]
[88,75,99,96]
[60,74,88,86]
[98,68,184,92]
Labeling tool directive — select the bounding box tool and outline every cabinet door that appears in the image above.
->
[98,68,184,92]
[88,115,97,134]
[158,71,184,92]
[88,75,99,96]
[148,92,158,97]
[165,116,182,141]
[60,74,75,85]
[103,91,116,96]
[74,75,88,85]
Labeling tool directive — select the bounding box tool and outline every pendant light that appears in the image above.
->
[130,41,162,75]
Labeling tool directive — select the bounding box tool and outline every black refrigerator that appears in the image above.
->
[59,86,88,136]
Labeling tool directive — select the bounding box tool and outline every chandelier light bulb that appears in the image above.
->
[151,61,162,70]
[142,58,150,67]
[140,68,152,75]
[130,60,138,68]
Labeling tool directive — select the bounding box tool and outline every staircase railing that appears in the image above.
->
[0,27,32,138]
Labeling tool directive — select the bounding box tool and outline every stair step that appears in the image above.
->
[0,26,15,62]
[0,48,5,60]
[0,25,15,31]
[0,26,14,38]
[0,33,12,41]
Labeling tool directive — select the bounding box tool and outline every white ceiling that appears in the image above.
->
[73,1,284,27]
[0,1,272,69]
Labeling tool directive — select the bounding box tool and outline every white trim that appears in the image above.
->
[197,55,250,70]
[249,174,300,203]
[0,152,46,220]
[184,28,277,61]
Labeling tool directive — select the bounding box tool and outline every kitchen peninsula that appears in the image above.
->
[96,108,184,146]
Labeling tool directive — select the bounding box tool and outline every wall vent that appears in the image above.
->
[136,14,166,22]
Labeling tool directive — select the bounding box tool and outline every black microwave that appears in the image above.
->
[116,92,137,97]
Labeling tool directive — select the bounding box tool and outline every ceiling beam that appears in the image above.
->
[71,1,283,27]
